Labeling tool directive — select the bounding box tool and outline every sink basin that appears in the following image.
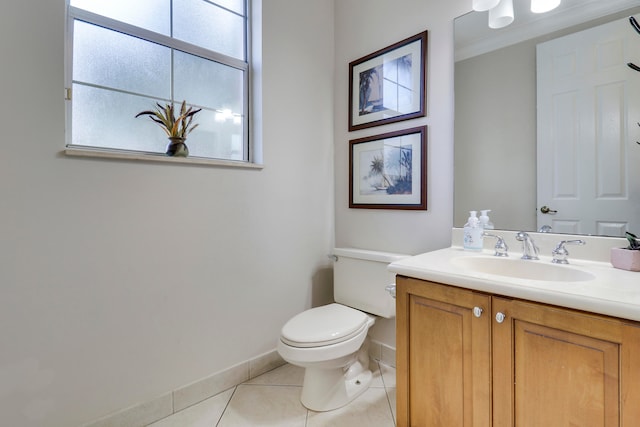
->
[451,256,596,282]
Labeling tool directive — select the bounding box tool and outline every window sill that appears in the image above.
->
[64,146,264,169]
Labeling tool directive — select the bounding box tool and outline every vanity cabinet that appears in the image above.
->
[396,276,640,427]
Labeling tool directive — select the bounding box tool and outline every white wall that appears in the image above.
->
[334,0,469,346]
[0,1,335,426]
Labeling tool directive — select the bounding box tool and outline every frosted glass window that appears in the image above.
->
[213,0,245,14]
[186,110,245,160]
[67,0,250,161]
[174,51,244,114]
[70,0,171,35]
[173,0,245,60]
[72,85,168,153]
[73,21,171,99]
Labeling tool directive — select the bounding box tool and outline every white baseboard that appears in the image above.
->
[368,339,396,368]
[84,340,395,427]
[83,350,286,427]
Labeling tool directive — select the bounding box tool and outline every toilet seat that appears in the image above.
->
[281,303,369,348]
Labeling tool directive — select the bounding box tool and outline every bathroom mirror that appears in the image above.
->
[454,0,640,236]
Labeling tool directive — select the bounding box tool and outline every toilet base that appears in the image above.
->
[300,345,372,411]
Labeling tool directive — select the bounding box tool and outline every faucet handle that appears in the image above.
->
[483,232,509,257]
[551,239,586,264]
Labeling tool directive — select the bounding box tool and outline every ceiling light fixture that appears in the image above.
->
[531,0,561,14]
[488,0,514,29]
[473,0,500,12]
[480,0,561,29]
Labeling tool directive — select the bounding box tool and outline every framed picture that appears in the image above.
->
[349,31,427,131]
[349,126,427,210]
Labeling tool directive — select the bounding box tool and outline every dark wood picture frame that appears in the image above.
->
[349,31,428,131]
[349,126,427,210]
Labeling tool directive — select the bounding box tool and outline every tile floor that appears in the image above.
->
[146,361,397,427]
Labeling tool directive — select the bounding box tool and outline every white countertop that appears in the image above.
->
[388,231,640,321]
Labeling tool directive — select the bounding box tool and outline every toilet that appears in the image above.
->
[277,247,409,411]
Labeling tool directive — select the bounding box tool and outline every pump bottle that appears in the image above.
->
[479,210,494,230]
[463,210,484,251]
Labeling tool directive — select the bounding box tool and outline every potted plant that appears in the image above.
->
[135,100,201,157]
[611,232,640,271]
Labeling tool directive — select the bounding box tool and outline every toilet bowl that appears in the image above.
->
[278,303,376,411]
[277,248,409,412]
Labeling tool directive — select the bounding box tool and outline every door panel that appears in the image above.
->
[409,295,466,426]
[514,320,619,426]
[492,297,626,426]
[396,278,491,427]
[537,16,640,236]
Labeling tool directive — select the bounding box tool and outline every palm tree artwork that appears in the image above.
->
[368,155,392,190]
[389,147,413,194]
[359,66,383,116]
[361,144,413,195]
[358,54,413,117]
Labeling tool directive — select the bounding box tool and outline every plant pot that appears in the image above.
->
[610,247,640,272]
[166,137,189,157]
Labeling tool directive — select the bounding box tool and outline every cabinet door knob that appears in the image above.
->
[473,307,484,318]
[495,312,506,323]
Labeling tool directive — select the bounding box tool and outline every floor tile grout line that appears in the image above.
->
[158,362,396,427]
[384,386,396,426]
[214,385,238,427]
[377,360,397,426]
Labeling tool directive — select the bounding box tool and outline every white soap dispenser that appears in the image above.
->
[463,210,484,251]
[479,210,494,230]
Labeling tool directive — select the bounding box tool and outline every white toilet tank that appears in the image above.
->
[333,248,410,319]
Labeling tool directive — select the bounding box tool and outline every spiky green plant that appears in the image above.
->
[626,232,640,250]
[135,100,201,139]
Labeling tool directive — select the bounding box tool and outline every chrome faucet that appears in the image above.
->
[551,240,586,264]
[515,231,539,260]
[483,232,509,257]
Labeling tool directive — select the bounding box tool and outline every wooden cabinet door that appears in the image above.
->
[492,296,640,427]
[396,277,492,427]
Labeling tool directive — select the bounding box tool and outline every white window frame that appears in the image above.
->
[64,1,260,168]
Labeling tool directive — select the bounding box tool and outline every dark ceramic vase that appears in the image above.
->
[166,137,189,157]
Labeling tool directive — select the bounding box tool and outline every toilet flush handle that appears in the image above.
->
[385,284,396,299]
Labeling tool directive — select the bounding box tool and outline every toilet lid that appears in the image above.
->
[281,303,370,348]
